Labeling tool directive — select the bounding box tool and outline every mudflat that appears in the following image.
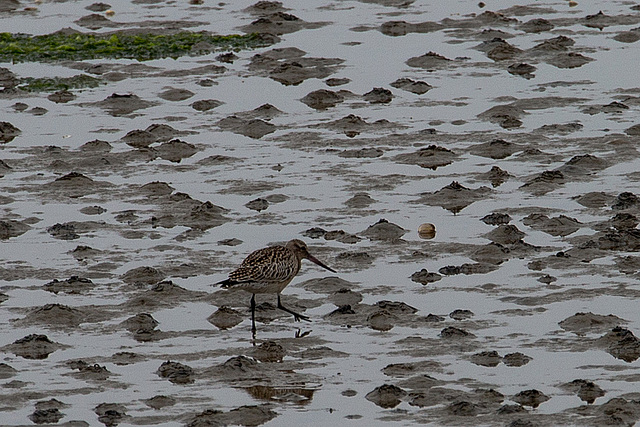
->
[2,1,640,426]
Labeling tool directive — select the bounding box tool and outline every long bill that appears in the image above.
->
[307,254,337,273]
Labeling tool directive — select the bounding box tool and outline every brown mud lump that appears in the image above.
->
[440,326,475,339]
[361,218,406,241]
[95,403,127,426]
[0,121,21,143]
[503,352,533,367]
[598,326,640,362]
[157,360,194,384]
[481,213,511,225]
[208,306,244,330]
[449,309,474,320]
[470,350,501,367]
[5,334,64,359]
[512,389,550,408]
[363,87,393,104]
[390,77,432,94]
[365,384,407,408]
[252,341,286,362]
[410,269,442,284]
[368,310,396,331]
[484,224,525,245]
[300,89,344,109]
[328,288,362,306]
[561,379,605,404]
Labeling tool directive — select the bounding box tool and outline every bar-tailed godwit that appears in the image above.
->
[216,239,336,336]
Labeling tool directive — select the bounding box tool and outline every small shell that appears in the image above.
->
[105,9,115,16]
[418,223,436,239]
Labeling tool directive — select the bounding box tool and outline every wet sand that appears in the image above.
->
[2,0,640,426]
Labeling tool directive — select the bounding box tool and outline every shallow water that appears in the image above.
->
[2,0,640,426]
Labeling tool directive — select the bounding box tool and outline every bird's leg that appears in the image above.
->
[277,294,311,322]
[250,294,257,338]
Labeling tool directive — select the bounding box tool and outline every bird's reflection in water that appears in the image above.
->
[295,329,311,338]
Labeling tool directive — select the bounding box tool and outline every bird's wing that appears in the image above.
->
[228,246,296,283]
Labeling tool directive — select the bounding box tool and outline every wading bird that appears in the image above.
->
[217,239,336,336]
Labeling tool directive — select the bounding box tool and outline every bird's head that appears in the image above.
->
[286,239,336,273]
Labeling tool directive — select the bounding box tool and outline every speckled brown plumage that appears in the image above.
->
[217,239,336,336]
[225,244,301,290]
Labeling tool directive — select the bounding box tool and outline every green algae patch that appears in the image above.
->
[0,31,270,63]
[18,74,103,92]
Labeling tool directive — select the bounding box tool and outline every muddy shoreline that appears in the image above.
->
[2,1,640,426]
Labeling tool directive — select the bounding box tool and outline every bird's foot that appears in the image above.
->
[293,313,311,322]
[277,299,311,322]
